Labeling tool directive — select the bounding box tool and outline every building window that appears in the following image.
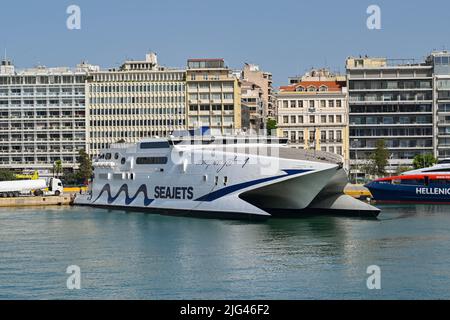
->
[328,115,334,123]
[329,100,334,108]
[329,131,334,141]
[309,100,315,108]
[309,115,315,123]
[298,100,303,108]
[283,101,288,108]
[336,100,342,108]
[321,115,327,123]
[290,100,296,108]
[290,131,296,142]
[298,116,303,123]
[320,100,326,108]
[283,116,289,124]
[319,85,328,92]
[336,115,342,123]
[290,116,296,124]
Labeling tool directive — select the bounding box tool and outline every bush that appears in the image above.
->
[0,169,17,182]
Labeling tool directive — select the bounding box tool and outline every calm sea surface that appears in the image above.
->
[1,204,450,299]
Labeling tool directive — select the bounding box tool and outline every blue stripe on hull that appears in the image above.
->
[367,183,450,202]
[92,169,312,206]
[194,169,311,202]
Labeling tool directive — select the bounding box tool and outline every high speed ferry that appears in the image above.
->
[75,130,379,219]
[366,174,450,203]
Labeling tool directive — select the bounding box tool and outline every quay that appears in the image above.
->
[0,195,73,208]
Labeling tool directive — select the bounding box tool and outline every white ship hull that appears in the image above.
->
[75,136,379,219]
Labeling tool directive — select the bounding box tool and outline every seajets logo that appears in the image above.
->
[155,186,194,200]
[416,188,450,195]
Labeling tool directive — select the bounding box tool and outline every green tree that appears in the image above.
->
[368,139,389,177]
[0,169,17,181]
[413,154,436,169]
[53,160,63,178]
[266,119,277,136]
[395,165,412,176]
[76,149,92,185]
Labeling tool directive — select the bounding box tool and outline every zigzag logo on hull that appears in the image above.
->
[93,184,154,206]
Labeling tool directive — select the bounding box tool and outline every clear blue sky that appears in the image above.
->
[1,0,449,87]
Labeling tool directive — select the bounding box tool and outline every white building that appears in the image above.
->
[0,59,96,172]
[86,53,186,156]
[276,69,349,164]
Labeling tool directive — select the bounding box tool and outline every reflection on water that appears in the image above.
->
[0,205,450,299]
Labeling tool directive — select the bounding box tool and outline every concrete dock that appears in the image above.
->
[0,195,73,207]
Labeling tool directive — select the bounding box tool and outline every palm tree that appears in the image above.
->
[53,160,63,178]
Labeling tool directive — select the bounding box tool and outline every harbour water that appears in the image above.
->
[1,205,450,299]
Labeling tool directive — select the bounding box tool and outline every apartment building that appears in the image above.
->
[346,56,434,174]
[276,69,349,163]
[186,59,241,135]
[86,53,186,156]
[240,80,264,131]
[0,59,95,171]
[431,51,450,159]
[241,63,275,119]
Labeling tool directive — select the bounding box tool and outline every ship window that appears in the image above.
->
[140,141,170,149]
[105,153,112,160]
[136,157,168,165]
[423,168,450,173]
[431,179,447,184]
[114,153,119,160]
[224,176,228,185]
[121,158,126,165]
[400,179,424,185]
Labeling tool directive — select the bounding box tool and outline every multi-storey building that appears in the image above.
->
[186,59,241,135]
[240,80,264,131]
[86,53,186,156]
[241,63,275,119]
[0,59,95,172]
[430,51,450,159]
[276,69,349,164]
[346,56,434,175]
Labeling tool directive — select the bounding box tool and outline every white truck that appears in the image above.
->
[0,178,63,198]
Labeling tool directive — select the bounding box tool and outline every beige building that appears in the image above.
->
[186,59,241,135]
[240,80,264,131]
[241,63,275,119]
[276,69,350,164]
[86,53,186,156]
